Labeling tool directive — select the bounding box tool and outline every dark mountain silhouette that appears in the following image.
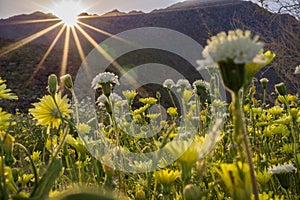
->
[0,0,299,112]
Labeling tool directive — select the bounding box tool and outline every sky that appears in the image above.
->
[0,0,185,19]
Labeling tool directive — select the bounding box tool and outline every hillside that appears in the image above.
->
[0,0,299,112]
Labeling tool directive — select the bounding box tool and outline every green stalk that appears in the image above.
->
[167,89,176,108]
[15,143,38,194]
[71,89,80,127]
[232,91,259,200]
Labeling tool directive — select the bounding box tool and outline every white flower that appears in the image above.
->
[77,123,91,134]
[203,29,264,64]
[294,65,300,75]
[163,79,175,89]
[128,160,153,172]
[91,72,119,89]
[109,93,122,103]
[268,163,296,174]
[176,79,191,90]
[193,80,209,95]
[97,95,108,104]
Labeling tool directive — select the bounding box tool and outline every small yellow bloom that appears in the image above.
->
[274,115,291,125]
[256,168,272,185]
[167,107,178,117]
[0,108,11,131]
[153,169,179,185]
[78,123,91,134]
[216,162,252,200]
[0,77,18,100]
[177,142,199,165]
[243,104,250,112]
[132,104,150,115]
[122,90,137,101]
[29,93,72,129]
[246,50,275,79]
[268,106,284,115]
[139,97,157,105]
[18,174,34,186]
[31,151,41,162]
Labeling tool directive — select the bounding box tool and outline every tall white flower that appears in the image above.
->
[294,65,300,75]
[268,163,296,174]
[203,29,264,64]
[91,72,119,90]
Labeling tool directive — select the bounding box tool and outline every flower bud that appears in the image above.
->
[183,184,201,200]
[60,74,73,90]
[48,74,58,96]
[275,82,286,96]
[294,65,300,75]
[3,133,15,153]
[135,189,146,200]
[218,60,245,93]
[102,165,114,177]
[260,78,269,90]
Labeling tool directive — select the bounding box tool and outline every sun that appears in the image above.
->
[52,0,84,27]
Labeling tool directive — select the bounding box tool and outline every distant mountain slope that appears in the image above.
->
[155,0,239,11]
[0,0,299,111]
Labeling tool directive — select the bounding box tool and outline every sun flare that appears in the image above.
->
[52,0,84,26]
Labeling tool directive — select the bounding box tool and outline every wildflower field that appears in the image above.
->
[0,30,300,200]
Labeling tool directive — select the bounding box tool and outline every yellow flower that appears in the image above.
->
[122,90,137,101]
[177,142,199,165]
[0,77,18,100]
[31,151,41,162]
[132,104,150,115]
[153,169,179,185]
[246,50,276,79]
[29,93,72,129]
[78,123,91,134]
[167,107,178,117]
[1,132,15,153]
[0,107,11,131]
[139,97,157,105]
[216,162,252,200]
[268,106,284,115]
[256,168,272,185]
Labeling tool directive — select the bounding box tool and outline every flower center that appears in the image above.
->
[52,109,61,118]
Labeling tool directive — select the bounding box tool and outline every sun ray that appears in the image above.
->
[77,21,133,45]
[70,26,86,63]
[3,18,61,25]
[70,26,93,81]
[77,21,116,38]
[25,25,67,87]
[0,21,63,57]
[77,15,102,20]
[75,25,142,89]
[60,26,71,76]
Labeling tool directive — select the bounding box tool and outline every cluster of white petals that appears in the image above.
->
[163,79,175,89]
[91,72,119,89]
[203,29,264,64]
[268,163,296,174]
[294,65,300,75]
[176,79,191,89]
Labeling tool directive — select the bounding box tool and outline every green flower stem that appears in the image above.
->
[284,97,297,155]
[70,89,79,127]
[195,96,202,133]
[232,91,259,200]
[64,146,75,182]
[14,143,38,194]
[109,108,126,192]
[181,163,192,186]
[167,89,176,108]
[262,88,267,105]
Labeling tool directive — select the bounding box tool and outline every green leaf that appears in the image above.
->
[29,158,62,200]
